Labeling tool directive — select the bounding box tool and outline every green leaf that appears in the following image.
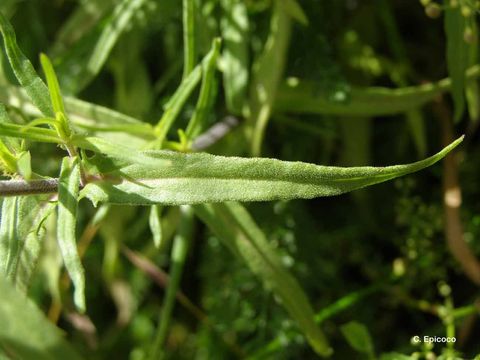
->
[444,5,469,122]
[0,196,55,294]
[57,156,85,312]
[0,197,39,282]
[193,202,332,357]
[149,205,163,249]
[283,0,309,25]
[340,321,375,357]
[185,38,221,140]
[220,0,249,115]
[0,275,84,360]
[40,53,66,115]
[274,66,480,116]
[380,353,414,360]
[249,0,292,156]
[0,121,61,144]
[56,0,149,94]
[154,65,202,144]
[79,136,463,206]
[0,11,53,117]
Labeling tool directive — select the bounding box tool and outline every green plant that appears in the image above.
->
[0,1,479,359]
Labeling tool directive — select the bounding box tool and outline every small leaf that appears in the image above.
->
[149,205,163,249]
[79,136,463,206]
[0,11,53,117]
[57,156,85,312]
[0,275,84,360]
[340,321,375,356]
[40,53,66,115]
[193,202,332,357]
[444,5,469,122]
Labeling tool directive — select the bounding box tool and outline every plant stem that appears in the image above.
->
[0,178,58,196]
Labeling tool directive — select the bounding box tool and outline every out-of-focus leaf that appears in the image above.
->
[220,0,249,115]
[340,321,375,357]
[149,205,163,249]
[56,0,148,94]
[283,0,308,25]
[406,110,427,157]
[274,65,480,116]
[444,5,469,122]
[154,65,202,144]
[380,353,413,360]
[0,11,53,116]
[0,275,84,360]
[185,38,221,140]
[466,20,479,123]
[182,0,196,78]
[150,205,194,359]
[57,156,85,312]
[193,202,332,357]
[249,0,292,156]
[79,136,463,206]
[16,151,31,180]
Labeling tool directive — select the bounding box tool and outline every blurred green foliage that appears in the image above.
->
[1,0,480,359]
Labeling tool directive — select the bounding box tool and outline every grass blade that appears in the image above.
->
[182,0,196,78]
[80,136,463,206]
[193,202,332,357]
[0,11,53,116]
[149,205,163,249]
[0,275,84,360]
[57,156,85,312]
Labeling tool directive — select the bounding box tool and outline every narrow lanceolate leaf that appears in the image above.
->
[0,11,53,117]
[220,0,249,115]
[40,53,66,115]
[0,276,84,360]
[249,0,292,156]
[57,156,85,312]
[80,136,463,206]
[444,5,469,122]
[193,202,332,357]
[185,38,221,140]
[274,66,480,116]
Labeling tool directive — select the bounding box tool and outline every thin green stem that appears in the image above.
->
[149,205,194,360]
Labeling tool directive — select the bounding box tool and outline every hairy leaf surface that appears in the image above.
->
[80,137,463,206]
